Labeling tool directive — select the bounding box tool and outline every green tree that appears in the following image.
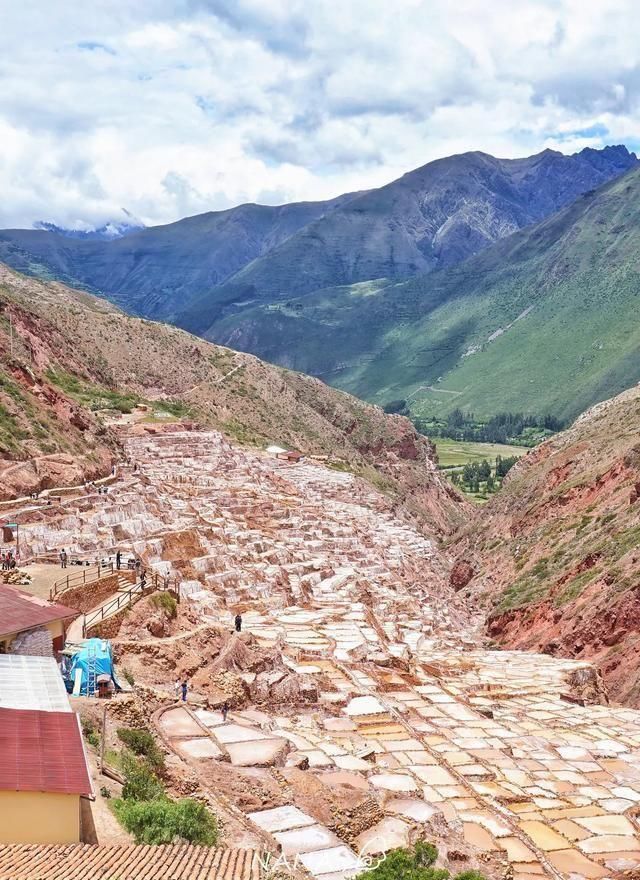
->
[478,459,491,480]
[117,727,165,771]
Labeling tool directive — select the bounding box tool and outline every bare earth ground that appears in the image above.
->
[14,424,640,880]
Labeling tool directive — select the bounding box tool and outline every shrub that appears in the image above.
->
[151,592,178,619]
[122,668,135,687]
[81,718,99,748]
[114,797,218,845]
[117,727,165,771]
[120,752,164,802]
[358,844,486,880]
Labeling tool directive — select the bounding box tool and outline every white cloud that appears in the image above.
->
[0,0,638,228]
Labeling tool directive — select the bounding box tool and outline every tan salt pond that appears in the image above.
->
[386,798,438,822]
[176,738,224,759]
[318,771,370,790]
[248,805,316,832]
[547,848,608,877]
[160,707,204,737]
[355,817,410,854]
[226,738,288,766]
[370,773,418,792]
[274,823,343,855]
[463,823,499,851]
[518,821,571,851]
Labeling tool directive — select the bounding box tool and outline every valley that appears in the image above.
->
[2,142,640,880]
[208,161,640,425]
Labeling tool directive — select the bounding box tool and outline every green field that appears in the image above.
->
[434,439,525,469]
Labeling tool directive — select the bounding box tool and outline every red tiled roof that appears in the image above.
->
[0,708,91,796]
[0,584,78,638]
[0,845,263,879]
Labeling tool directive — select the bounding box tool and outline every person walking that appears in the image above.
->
[181,679,188,702]
[234,613,242,633]
[116,550,122,571]
[59,549,68,569]
[174,678,181,700]
[221,701,229,722]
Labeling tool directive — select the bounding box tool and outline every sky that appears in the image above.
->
[1,0,639,230]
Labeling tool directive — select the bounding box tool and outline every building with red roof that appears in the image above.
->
[0,583,78,655]
[0,707,92,844]
[0,654,92,845]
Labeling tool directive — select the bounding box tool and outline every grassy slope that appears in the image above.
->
[208,166,640,423]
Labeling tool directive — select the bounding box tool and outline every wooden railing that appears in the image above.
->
[50,562,114,600]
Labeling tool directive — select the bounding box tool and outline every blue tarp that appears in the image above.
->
[65,638,121,695]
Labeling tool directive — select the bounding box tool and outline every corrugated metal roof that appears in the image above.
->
[0,845,263,879]
[0,708,92,796]
[0,655,71,713]
[0,584,78,638]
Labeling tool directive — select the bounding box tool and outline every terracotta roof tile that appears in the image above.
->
[0,846,263,880]
[0,708,91,796]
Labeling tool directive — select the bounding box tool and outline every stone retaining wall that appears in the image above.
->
[61,570,135,613]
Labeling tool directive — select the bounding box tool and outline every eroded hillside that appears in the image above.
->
[454,384,640,705]
[0,264,463,532]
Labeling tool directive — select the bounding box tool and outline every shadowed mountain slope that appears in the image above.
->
[180,144,637,333]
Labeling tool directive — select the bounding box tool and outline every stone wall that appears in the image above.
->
[60,571,135,613]
[86,604,130,639]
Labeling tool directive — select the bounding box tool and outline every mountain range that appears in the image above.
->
[0,143,638,423]
[214,158,640,423]
[0,193,358,319]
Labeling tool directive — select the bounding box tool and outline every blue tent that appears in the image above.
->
[66,638,121,695]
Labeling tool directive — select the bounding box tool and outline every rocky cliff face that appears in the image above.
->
[454,384,640,705]
[0,263,465,533]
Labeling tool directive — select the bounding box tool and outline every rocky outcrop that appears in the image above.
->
[449,559,475,591]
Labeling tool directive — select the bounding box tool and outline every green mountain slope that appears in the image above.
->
[179,145,637,333]
[0,147,634,328]
[209,165,640,423]
[0,194,356,320]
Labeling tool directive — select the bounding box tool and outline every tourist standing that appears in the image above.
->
[221,701,229,722]
[116,550,122,570]
[234,613,242,633]
[59,549,68,569]
[174,678,181,700]
[181,679,188,702]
